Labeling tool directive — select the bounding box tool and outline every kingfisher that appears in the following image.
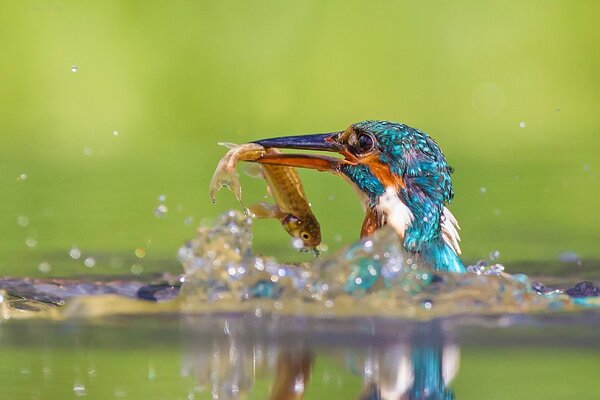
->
[251,120,465,273]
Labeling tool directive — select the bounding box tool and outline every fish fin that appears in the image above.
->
[247,202,279,219]
[264,185,273,198]
[242,163,264,179]
[217,142,239,149]
[210,143,267,203]
[208,160,242,203]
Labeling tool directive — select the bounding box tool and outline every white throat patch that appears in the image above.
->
[377,187,462,255]
[377,187,414,238]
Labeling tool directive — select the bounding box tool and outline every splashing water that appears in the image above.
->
[0,210,598,321]
[176,210,595,318]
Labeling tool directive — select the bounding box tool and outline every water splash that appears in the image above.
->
[176,210,595,318]
[0,210,598,321]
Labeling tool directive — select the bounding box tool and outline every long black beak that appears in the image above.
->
[252,132,342,152]
[250,132,351,172]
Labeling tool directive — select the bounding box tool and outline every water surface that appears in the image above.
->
[1,212,598,399]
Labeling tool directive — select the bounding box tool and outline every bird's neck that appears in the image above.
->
[341,164,465,273]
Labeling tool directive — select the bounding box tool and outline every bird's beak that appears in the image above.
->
[251,132,353,172]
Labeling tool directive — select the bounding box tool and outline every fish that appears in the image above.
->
[209,143,321,250]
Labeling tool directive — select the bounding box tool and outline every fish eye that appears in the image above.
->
[354,133,374,154]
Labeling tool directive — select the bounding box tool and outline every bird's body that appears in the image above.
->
[251,120,465,273]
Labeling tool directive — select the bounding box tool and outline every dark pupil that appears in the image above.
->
[356,134,373,153]
[302,233,309,239]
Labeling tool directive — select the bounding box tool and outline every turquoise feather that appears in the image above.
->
[342,121,465,273]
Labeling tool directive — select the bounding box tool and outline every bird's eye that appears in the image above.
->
[355,133,374,154]
[301,232,311,240]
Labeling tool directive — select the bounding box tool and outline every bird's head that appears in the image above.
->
[252,120,461,263]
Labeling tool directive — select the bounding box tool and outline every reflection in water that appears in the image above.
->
[181,316,458,400]
[270,350,313,400]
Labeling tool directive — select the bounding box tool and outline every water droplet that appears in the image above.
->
[291,238,304,250]
[480,186,487,193]
[71,65,78,73]
[324,299,334,308]
[17,215,29,227]
[25,238,37,248]
[83,147,93,156]
[147,366,156,381]
[367,265,377,276]
[131,264,144,275]
[73,382,86,396]
[519,121,526,128]
[69,247,82,260]
[158,194,166,202]
[489,250,500,261]
[559,252,580,263]
[154,204,168,217]
[488,264,505,275]
[38,262,51,273]
[254,258,265,271]
[134,248,146,258]
[294,378,305,393]
[422,300,433,310]
[112,130,119,136]
[84,257,96,268]
[16,173,28,182]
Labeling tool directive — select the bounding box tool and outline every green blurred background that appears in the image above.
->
[1,0,599,277]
